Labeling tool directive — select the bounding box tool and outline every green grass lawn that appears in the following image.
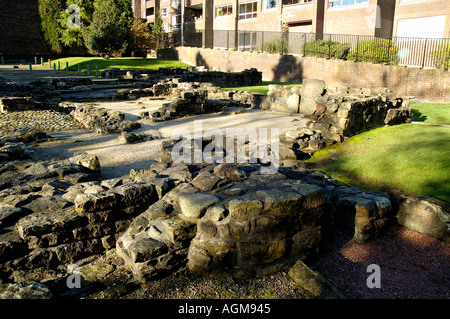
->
[307,103,450,202]
[411,102,450,124]
[223,81,302,94]
[48,57,191,75]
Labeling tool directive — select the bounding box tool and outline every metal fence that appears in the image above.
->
[171,29,450,70]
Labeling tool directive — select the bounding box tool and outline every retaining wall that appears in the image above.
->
[175,47,450,102]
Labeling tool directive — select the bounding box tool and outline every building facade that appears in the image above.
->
[393,0,450,38]
[132,0,450,42]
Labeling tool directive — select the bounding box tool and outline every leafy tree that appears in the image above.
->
[128,18,154,57]
[152,12,165,49]
[38,0,64,54]
[83,0,129,58]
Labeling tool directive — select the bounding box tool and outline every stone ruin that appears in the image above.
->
[0,67,448,299]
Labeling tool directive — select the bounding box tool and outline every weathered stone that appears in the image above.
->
[0,204,25,227]
[74,192,119,214]
[80,263,114,283]
[84,185,107,194]
[191,171,221,192]
[237,240,287,267]
[291,227,322,257]
[288,259,346,299]
[112,183,156,208]
[256,189,303,215]
[0,281,53,299]
[16,208,86,239]
[285,130,305,140]
[292,183,327,209]
[213,163,245,181]
[179,193,220,219]
[397,196,449,242]
[126,238,168,263]
[228,196,263,219]
[204,204,227,222]
[23,163,49,176]
[160,217,197,247]
[69,153,101,172]
[22,197,73,213]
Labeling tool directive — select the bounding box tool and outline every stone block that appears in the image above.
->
[237,240,287,267]
[74,192,119,214]
[16,208,87,239]
[256,189,303,215]
[288,260,346,299]
[228,196,263,219]
[397,196,449,242]
[179,193,220,220]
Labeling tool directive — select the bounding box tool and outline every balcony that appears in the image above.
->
[185,0,203,8]
[282,0,314,24]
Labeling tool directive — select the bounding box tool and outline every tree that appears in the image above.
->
[83,0,129,58]
[152,12,165,49]
[128,18,154,57]
[38,0,64,54]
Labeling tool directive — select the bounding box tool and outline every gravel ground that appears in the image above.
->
[122,224,449,300]
[123,270,310,300]
[309,224,450,299]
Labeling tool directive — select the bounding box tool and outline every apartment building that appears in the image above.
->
[132,0,450,40]
[393,0,450,38]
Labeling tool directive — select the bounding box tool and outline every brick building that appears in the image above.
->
[132,0,450,41]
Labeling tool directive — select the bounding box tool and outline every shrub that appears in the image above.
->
[430,43,450,71]
[348,38,399,65]
[263,37,288,55]
[302,39,351,59]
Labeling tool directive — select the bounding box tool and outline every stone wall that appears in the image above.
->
[102,67,262,89]
[70,105,141,135]
[175,47,450,102]
[0,153,173,281]
[261,79,412,153]
[115,158,398,281]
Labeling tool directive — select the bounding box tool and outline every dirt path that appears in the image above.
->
[32,103,309,179]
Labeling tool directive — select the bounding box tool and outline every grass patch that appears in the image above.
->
[307,124,450,202]
[411,103,450,125]
[48,57,191,75]
[223,81,302,95]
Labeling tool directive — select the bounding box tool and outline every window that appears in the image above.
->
[216,5,233,17]
[264,0,278,9]
[146,7,154,16]
[282,0,313,5]
[239,1,258,20]
[161,7,168,17]
[329,0,368,7]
